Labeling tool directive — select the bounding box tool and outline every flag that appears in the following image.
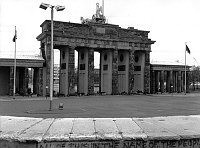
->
[186,45,190,54]
[13,30,17,42]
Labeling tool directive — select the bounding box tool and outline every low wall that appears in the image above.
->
[1,115,200,148]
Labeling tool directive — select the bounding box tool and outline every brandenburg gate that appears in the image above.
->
[36,4,155,96]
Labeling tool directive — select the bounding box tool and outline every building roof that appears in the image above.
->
[0,54,44,68]
[151,60,190,71]
[151,60,185,66]
[0,54,44,61]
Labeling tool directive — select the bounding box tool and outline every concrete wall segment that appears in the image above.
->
[2,116,200,147]
[132,118,180,141]
[113,118,147,140]
[15,118,55,142]
[152,116,200,139]
[42,118,74,141]
[94,118,122,140]
[0,116,43,141]
[70,118,96,141]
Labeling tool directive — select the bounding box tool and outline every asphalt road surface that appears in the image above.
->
[0,94,200,118]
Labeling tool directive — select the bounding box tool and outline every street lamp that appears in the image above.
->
[39,2,65,111]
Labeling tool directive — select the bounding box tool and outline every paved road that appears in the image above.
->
[0,94,200,118]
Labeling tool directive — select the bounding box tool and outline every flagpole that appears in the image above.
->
[184,42,187,95]
[13,26,17,99]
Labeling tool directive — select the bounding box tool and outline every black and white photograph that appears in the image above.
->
[1,0,200,147]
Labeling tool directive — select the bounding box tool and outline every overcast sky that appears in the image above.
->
[0,0,200,67]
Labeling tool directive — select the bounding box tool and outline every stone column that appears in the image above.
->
[160,70,164,93]
[144,51,150,94]
[23,67,29,95]
[174,71,177,92]
[155,71,160,93]
[166,71,170,93]
[33,67,43,96]
[60,46,75,96]
[33,68,38,94]
[9,67,14,96]
[88,48,94,95]
[177,71,181,93]
[68,46,75,95]
[43,43,51,96]
[112,49,118,95]
[78,48,88,95]
[38,68,43,96]
[77,47,94,95]
[128,49,134,94]
[151,70,156,94]
[181,71,184,92]
[186,71,190,92]
[172,71,175,92]
[175,71,178,92]
[100,49,112,94]
[170,70,173,93]
[182,72,185,92]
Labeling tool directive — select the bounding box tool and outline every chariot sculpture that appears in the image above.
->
[81,1,106,24]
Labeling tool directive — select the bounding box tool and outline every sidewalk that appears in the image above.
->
[1,92,200,101]
[149,92,200,97]
[0,95,58,101]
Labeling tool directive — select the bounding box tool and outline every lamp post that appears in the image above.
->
[39,3,65,111]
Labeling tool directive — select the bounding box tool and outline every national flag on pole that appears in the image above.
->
[12,30,17,42]
[186,45,190,54]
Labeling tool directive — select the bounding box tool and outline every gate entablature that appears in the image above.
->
[37,20,155,51]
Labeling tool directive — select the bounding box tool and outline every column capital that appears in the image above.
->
[69,45,76,50]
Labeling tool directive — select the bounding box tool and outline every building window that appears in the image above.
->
[134,66,141,71]
[118,65,126,71]
[61,63,66,69]
[103,64,108,70]
[80,64,85,70]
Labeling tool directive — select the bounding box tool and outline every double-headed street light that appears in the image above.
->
[39,3,65,111]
